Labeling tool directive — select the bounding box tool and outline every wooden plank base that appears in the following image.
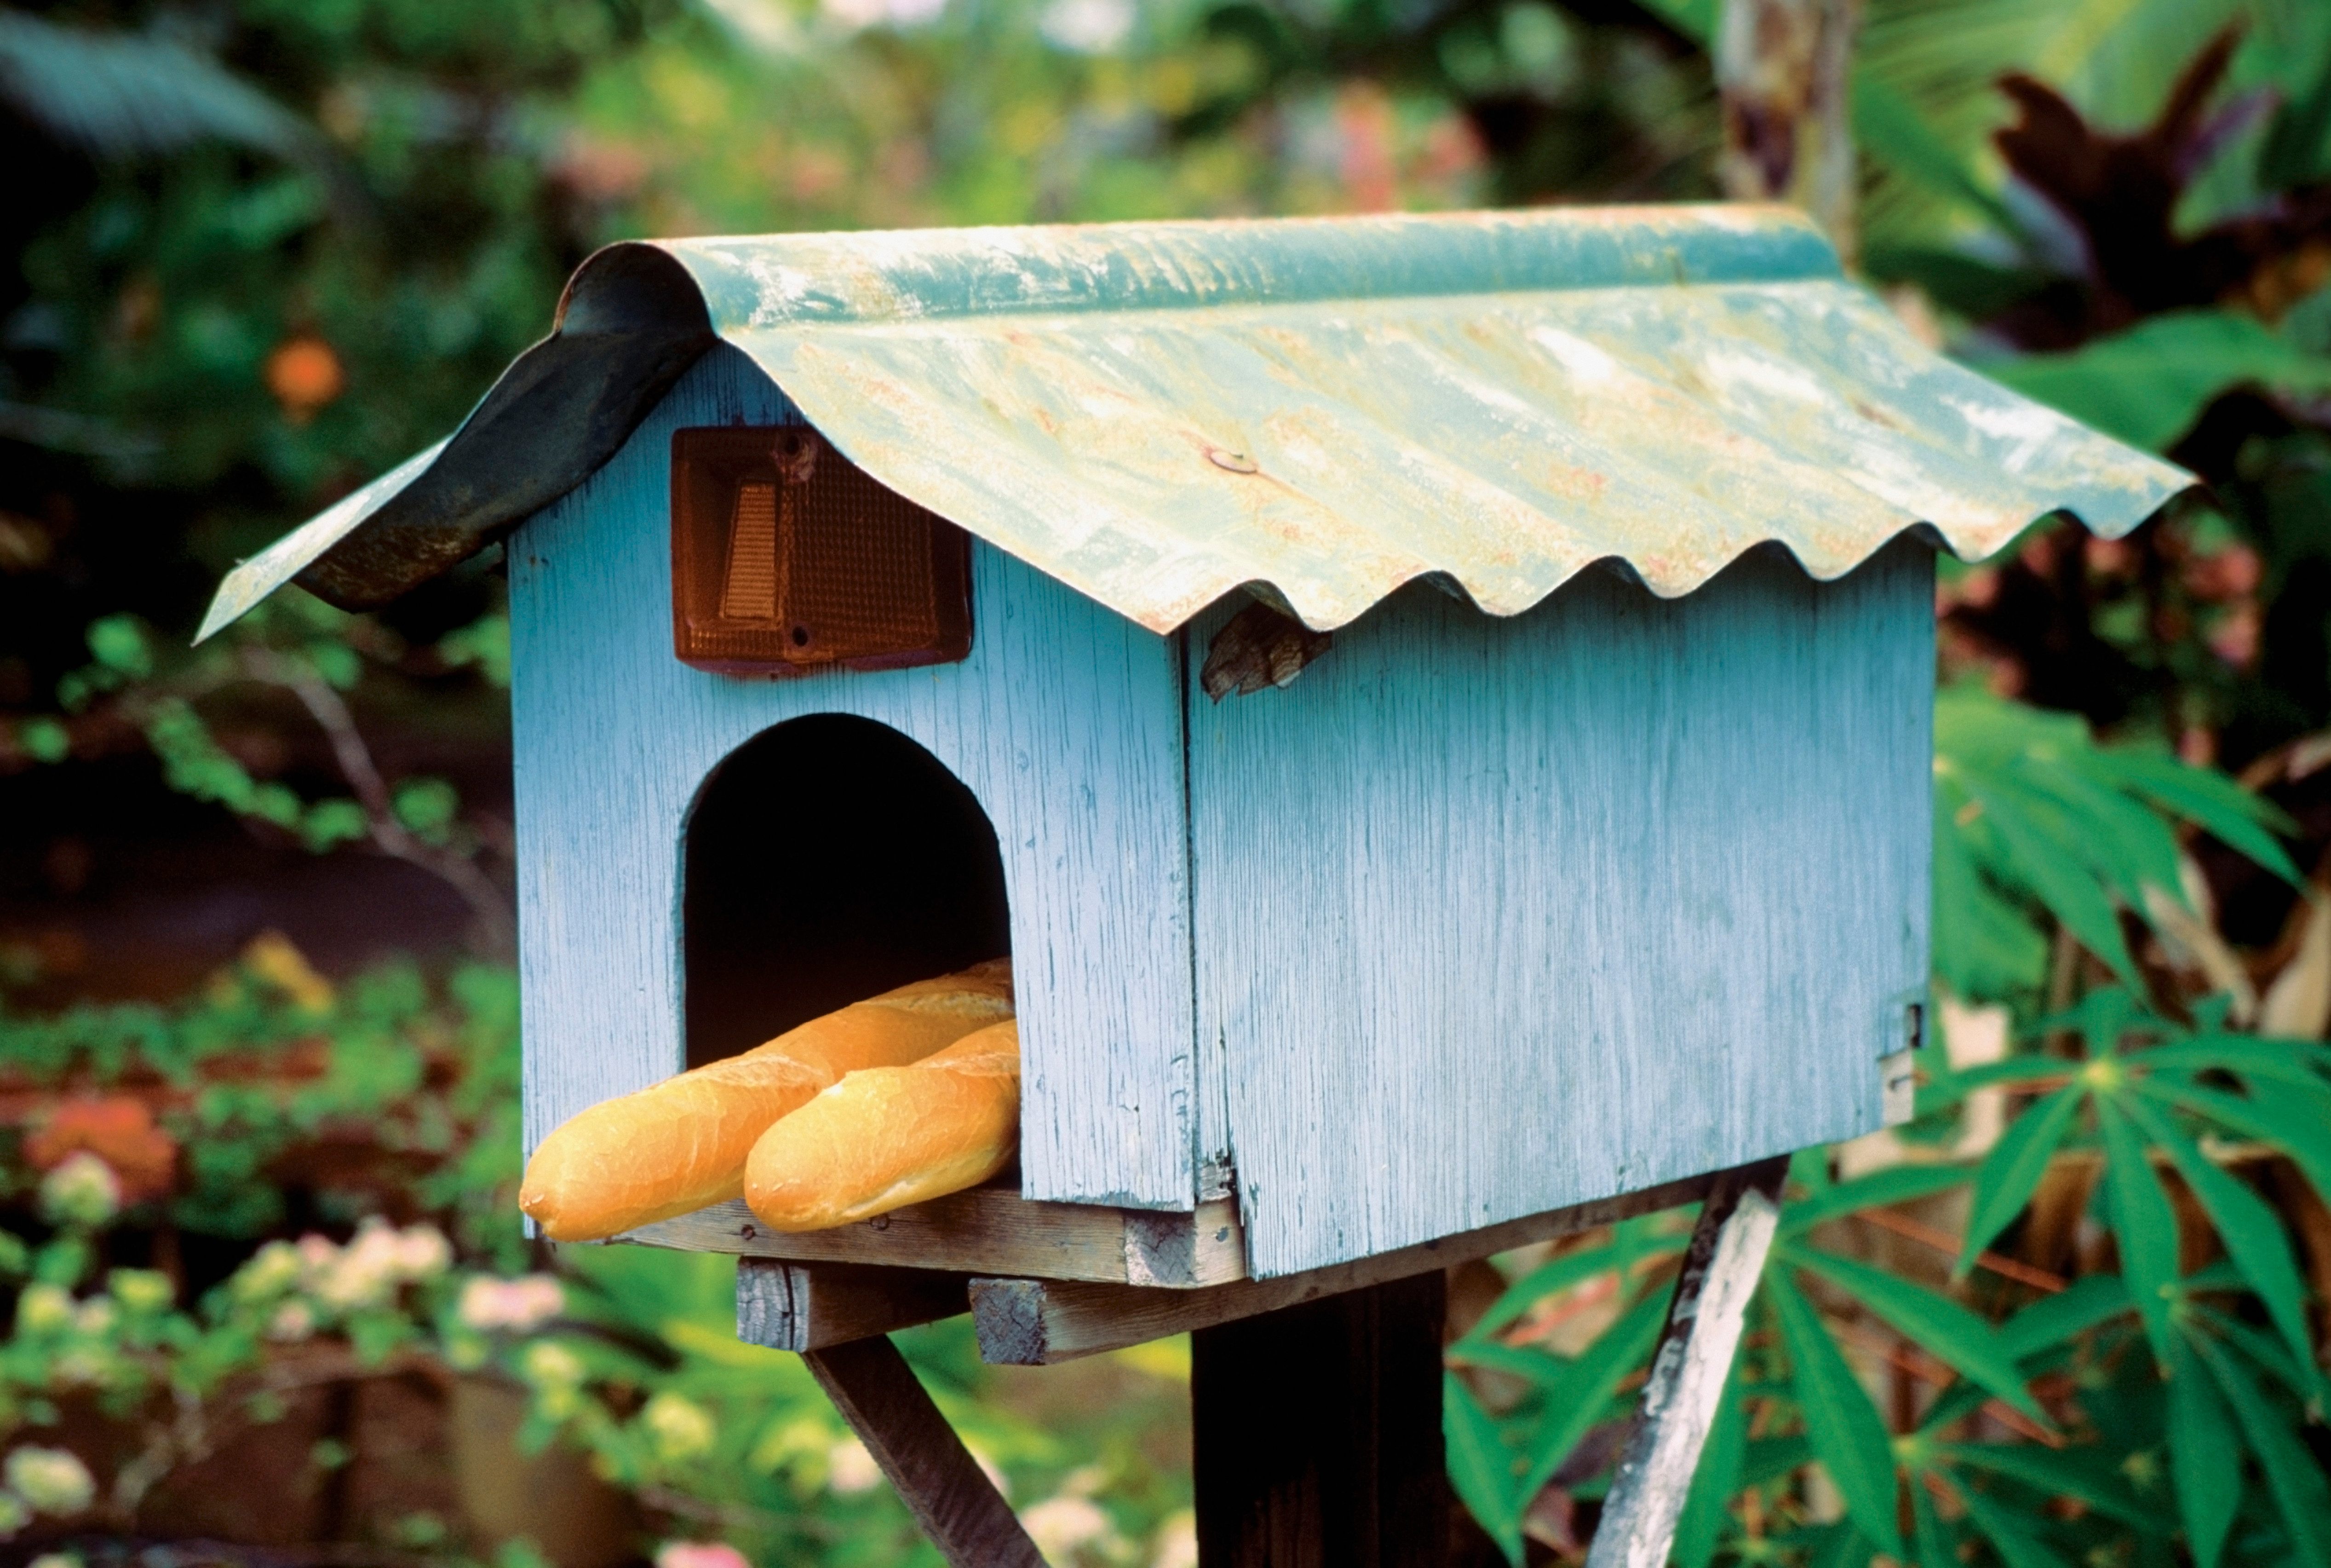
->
[735,1260,969,1352]
[971,1172,1713,1364]
[1192,1272,1449,1568]
[802,1335,1045,1568]
[621,1185,1246,1287]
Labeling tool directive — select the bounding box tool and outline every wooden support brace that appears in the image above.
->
[970,1173,1714,1365]
[735,1259,969,1351]
[1585,1158,1788,1568]
[801,1335,1046,1568]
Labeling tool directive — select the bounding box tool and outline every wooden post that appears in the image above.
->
[1191,1270,1448,1568]
[800,1335,1046,1568]
[1585,1158,1788,1568]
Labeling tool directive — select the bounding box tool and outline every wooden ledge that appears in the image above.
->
[619,1185,1248,1288]
[970,1172,1717,1365]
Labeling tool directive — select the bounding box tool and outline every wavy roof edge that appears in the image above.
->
[197,204,2191,643]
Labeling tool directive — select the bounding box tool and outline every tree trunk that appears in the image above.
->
[1715,0,1861,263]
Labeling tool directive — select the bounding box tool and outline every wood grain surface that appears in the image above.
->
[509,344,1198,1211]
[969,1173,1711,1363]
[620,1186,1246,1287]
[735,1259,970,1351]
[1187,544,1932,1275]
[802,1336,1046,1568]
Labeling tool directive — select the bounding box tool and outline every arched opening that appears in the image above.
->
[682,715,1011,1067]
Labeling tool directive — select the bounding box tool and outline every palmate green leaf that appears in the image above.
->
[1785,1246,2048,1424]
[1965,778,2142,985]
[1445,1372,1523,1567]
[2151,1077,2331,1196]
[1933,797,2050,996]
[1850,76,2024,236]
[1445,1338,1570,1387]
[2165,1332,2241,1568]
[1455,1231,1683,1350]
[1671,1359,1745,1568]
[2096,1093,2181,1366]
[1961,1081,2086,1273]
[1997,1274,2131,1360]
[1779,1161,1975,1240]
[2087,751,2302,885]
[2119,1093,2315,1378]
[1952,1479,2073,1568]
[1937,1443,2160,1535]
[1768,1269,1905,1555]
[2137,1034,2331,1090]
[1510,1282,1671,1506]
[1908,1465,1955,1568]
[1992,759,2186,909]
[2189,1330,2331,1568]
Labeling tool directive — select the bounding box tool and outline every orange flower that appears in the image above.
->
[264,335,345,423]
[25,1097,177,1203]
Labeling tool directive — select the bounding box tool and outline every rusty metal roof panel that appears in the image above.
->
[199,205,2188,641]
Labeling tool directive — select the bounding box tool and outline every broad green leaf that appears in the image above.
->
[1937,1443,2159,1534]
[1851,77,2022,236]
[1509,1282,1671,1506]
[2165,1332,2241,1568]
[1953,1481,2072,1568]
[1445,1372,1523,1566]
[1987,310,2331,452]
[1768,1270,1904,1554]
[1786,1246,2047,1423]
[2088,751,2300,883]
[2191,1331,2331,1568]
[2096,1094,2180,1366]
[1780,1161,1974,1239]
[1671,1361,1745,1568]
[1961,1082,2086,1272]
[1965,778,2141,984]
[1997,1274,2132,1360]
[2120,1093,2315,1378]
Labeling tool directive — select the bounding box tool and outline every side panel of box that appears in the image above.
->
[510,344,1198,1210]
[1189,542,1934,1277]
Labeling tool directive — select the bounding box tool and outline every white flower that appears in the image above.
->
[6,1447,94,1515]
[38,1154,119,1227]
[642,1393,716,1461]
[826,1437,880,1494]
[1150,1511,1197,1568]
[457,1274,564,1333]
[1039,0,1132,52]
[267,1301,316,1343]
[15,1284,72,1337]
[1021,1495,1112,1558]
[71,1298,115,1338]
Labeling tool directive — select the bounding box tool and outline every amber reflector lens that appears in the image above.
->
[671,426,971,675]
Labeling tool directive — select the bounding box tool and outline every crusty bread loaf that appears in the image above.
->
[742,1018,1020,1232]
[518,960,1011,1241]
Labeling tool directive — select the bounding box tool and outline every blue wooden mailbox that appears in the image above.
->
[202,205,2182,1567]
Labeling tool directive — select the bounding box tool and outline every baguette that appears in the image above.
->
[742,1018,1020,1232]
[518,960,1012,1241]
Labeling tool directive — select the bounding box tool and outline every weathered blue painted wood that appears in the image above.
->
[509,345,1196,1211]
[1187,542,1933,1278]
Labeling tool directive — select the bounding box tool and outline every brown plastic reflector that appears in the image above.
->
[671,425,972,676]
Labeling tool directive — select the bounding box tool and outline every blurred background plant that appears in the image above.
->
[4,0,2331,1563]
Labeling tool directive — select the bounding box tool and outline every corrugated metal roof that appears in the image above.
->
[199,204,2188,641]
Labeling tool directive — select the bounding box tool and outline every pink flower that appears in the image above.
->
[655,1543,749,1568]
[458,1275,565,1333]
